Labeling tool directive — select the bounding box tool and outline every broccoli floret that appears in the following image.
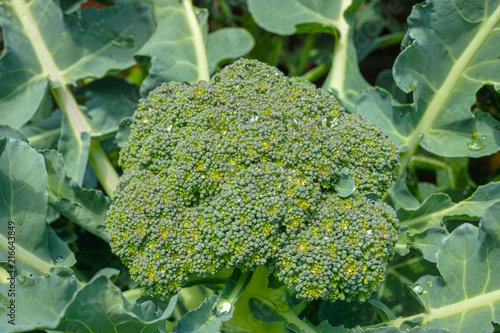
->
[107,59,400,301]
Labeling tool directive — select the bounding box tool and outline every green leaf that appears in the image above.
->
[174,295,232,333]
[55,276,176,333]
[79,77,140,139]
[398,182,500,234]
[0,138,75,275]
[368,299,397,322]
[0,272,79,331]
[388,170,420,211]
[20,111,62,150]
[356,0,500,169]
[247,0,370,111]
[57,114,91,184]
[137,0,210,94]
[0,272,177,333]
[137,0,254,94]
[116,117,133,147]
[43,150,111,242]
[206,28,255,74]
[409,228,449,263]
[0,0,154,127]
[0,124,29,143]
[355,87,419,153]
[381,202,500,332]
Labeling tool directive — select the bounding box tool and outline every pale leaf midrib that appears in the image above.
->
[11,0,92,135]
[182,0,209,81]
[0,232,54,274]
[379,289,500,328]
[11,0,63,84]
[322,0,352,101]
[402,197,500,229]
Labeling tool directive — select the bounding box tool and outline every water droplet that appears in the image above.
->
[249,115,259,123]
[261,139,270,150]
[412,284,423,294]
[166,124,173,132]
[321,116,337,128]
[418,133,424,141]
[467,138,485,151]
[0,294,10,307]
[216,122,229,135]
[24,277,34,287]
[481,135,487,140]
[17,276,25,283]
[56,256,64,263]
[213,301,232,317]
[214,76,220,83]
[112,36,135,48]
[17,220,22,225]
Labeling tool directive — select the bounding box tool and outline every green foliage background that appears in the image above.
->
[0,0,499,332]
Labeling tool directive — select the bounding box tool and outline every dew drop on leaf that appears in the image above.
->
[467,137,485,151]
[412,284,423,294]
[213,301,232,317]
[56,256,64,263]
[111,36,135,48]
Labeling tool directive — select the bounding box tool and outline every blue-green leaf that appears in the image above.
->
[247,0,370,111]
[398,182,500,234]
[0,0,154,128]
[80,78,140,139]
[207,28,255,74]
[43,150,110,242]
[0,138,75,275]
[137,0,254,94]
[0,272,176,333]
[355,0,500,168]
[174,295,232,333]
[381,202,500,332]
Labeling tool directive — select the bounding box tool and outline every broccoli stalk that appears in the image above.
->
[107,59,400,325]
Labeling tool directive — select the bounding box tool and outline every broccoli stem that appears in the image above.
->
[88,139,119,198]
[289,33,316,77]
[50,85,120,197]
[301,64,331,83]
[217,269,254,305]
[251,295,318,333]
[185,267,234,287]
[224,266,289,332]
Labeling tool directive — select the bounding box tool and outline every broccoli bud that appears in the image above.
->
[107,58,400,301]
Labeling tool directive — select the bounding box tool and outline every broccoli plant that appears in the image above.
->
[107,59,400,307]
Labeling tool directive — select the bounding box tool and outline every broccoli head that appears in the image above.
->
[107,59,400,302]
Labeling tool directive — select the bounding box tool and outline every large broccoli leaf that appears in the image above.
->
[377,202,500,332]
[247,0,370,111]
[356,0,500,168]
[0,137,75,276]
[0,0,154,127]
[0,0,154,184]
[0,270,177,333]
[137,0,254,94]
